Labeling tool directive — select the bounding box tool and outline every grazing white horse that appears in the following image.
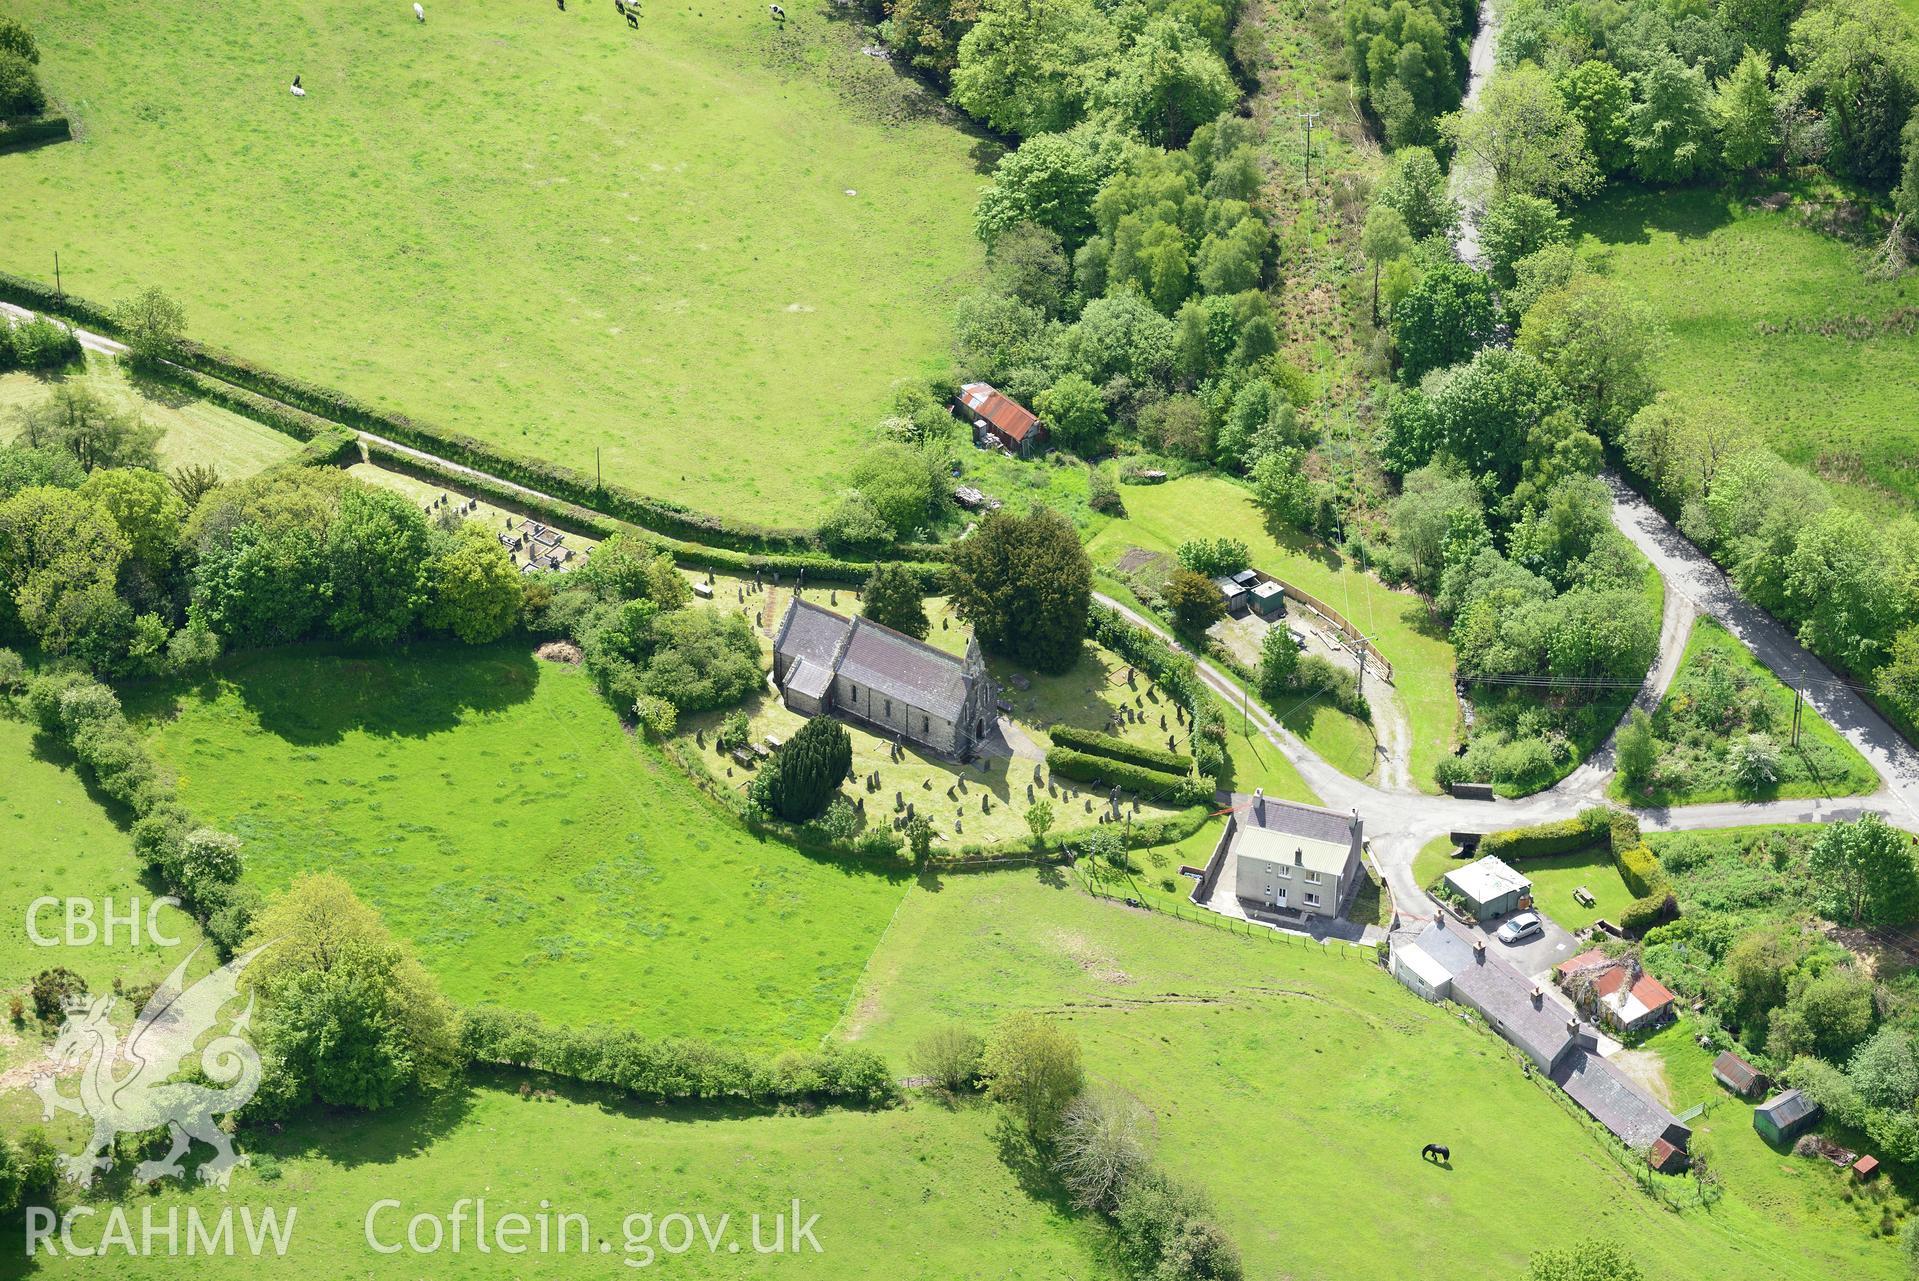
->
[414,3,424,19]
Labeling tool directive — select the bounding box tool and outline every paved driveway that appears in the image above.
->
[1481,908,1581,981]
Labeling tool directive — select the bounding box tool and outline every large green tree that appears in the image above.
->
[1789,0,1919,183]
[1392,259,1496,382]
[1096,16,1237,147]
[863,562,930,639]
[245,873,462,1113]
[951,0,1115,138]
[1442,63,1599,203]
[1374,146,1460,241]
[424,524,523,644]
[1810,812,1919,927]
[325,486,431,645]
[1626,55,1718,184]
[982,1011,1084,1141]
[948,506,1092,674]
[750,713,853,823]
[0,485,129,659]
[1716,48,1780,174]
[1515,275,1661,442]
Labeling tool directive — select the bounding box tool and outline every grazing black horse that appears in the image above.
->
[1421,1143,1451,1164]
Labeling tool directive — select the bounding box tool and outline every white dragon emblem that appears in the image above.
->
[27,944,270,1189]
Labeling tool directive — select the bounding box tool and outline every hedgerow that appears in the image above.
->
[1476,809,1610,861]
[1049,724,1194,776]
[1086,604,1228,788]
[460,1006,897,1107]
[22,670,256,953]
[0,269,817,552]
[1045,747,1213,807]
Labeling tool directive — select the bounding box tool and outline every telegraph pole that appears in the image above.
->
[1296,106,1322,188]
[1792,688,1805,747]
[53,251,61,303]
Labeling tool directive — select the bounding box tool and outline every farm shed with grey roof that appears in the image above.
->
[1754,1089,1821,1146]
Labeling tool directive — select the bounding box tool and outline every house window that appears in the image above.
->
[922,716,929,734]
[1304,892,1320,908]
[1304,871,1321,884]
[847,682,858,701]
[884,698,892,718]
[1276,864,1291,878]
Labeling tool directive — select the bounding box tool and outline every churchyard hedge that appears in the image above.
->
[1050,724,1195,776]
[1045,746,1213,808]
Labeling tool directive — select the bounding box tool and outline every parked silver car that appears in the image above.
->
[1495,912,1543,945]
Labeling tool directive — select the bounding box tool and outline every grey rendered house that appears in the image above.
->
[1219,791,1364,921]
[772,598,998,758]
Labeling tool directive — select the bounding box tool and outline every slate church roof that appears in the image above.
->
[775,599,980,723]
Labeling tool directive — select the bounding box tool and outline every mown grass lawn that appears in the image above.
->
[1088,475,1458,791]
[135,642,909,1049]
[838,868,1902,1279]
[0,354,299,479]
[8,1085,1104,1279]
[1514,847,1635,933]
[0,1,988,523]
[1612,618,1880,807]
[1574,185,1919,515]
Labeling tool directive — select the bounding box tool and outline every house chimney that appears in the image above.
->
[1254,787,1265,822]
[1530,987,1543,1008]
[1566,1017,1579,1036]
[1472,938,1486,961]
[1294,847,1304,866]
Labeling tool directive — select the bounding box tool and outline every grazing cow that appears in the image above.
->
[1420,1143,1450,1164]
[290,74,305,97]
[414,3,424,19]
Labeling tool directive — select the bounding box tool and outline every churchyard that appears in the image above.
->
[676,586,1207,851]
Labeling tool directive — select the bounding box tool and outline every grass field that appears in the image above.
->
[0,1,989,523]
[0,715,207,1041]
[5,1084,1104,1278]
[0,354,299,479]
[839,868,1904,1280]
[1513,847,1635,933]
[1575,185,1919,514]
[134,643,908,1048]
[1613,618,1881,807]
[1088,475,1458,790]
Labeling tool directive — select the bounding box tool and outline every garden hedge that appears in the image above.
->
[1614,842,1665,899]
[1045,746,1213,808]
[1477,809,1611,861]
[1049,724,1194,776]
